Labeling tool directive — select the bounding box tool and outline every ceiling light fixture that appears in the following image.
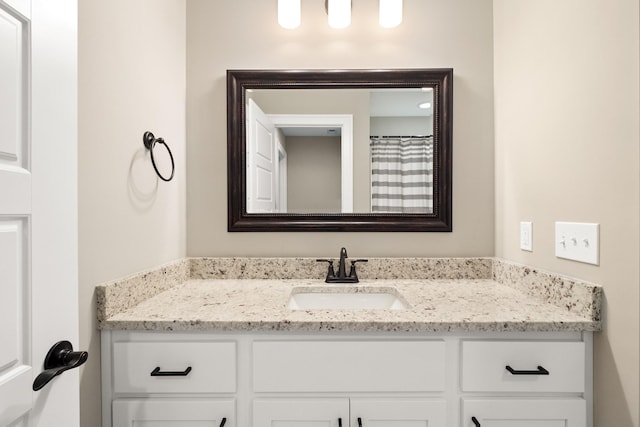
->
[327,0,351,29]
[278,0,301,29]
[278,0,401,29]
[379,0,402,28]
[418,102,431,109]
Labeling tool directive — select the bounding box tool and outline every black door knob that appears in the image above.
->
[33,341,88,391]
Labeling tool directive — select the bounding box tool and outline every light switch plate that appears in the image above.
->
[555,222,599,265]
[520,221,533,251]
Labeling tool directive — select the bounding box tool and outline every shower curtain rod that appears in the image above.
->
[370,135,433,139]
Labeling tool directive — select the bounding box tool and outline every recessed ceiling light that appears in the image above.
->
[418,102,431,109]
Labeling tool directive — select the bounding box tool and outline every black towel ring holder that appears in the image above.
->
[143,131,175,182]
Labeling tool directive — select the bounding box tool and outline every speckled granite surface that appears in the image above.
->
[96,257,601,333]
[96,259,189,326]
[99,279,599,332]
[493,258,602,324]
[97,257,492,326]
[189,257,493,280]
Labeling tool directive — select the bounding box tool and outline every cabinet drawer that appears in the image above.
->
[113,398,235,427]
[113,341,236,393]
[461,341,585,393]
[253,340,446,392]
[462,398,586,426]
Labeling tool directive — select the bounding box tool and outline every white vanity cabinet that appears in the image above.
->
[351,398,447,426]
[462,398,586,426]
[460,340,588,426]
[253,398,347,426]
[101,331,592,427]
[253,398,447,426]
[103,335,238,427]
[251,340,448,426]
[113,399,234,427]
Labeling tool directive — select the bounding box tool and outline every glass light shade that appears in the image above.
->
[328,0,351,29]
[379,0,402,28]
[278,0,301,29]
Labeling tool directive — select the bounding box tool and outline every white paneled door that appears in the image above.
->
[247,99,277,213]
[0,0,79,426]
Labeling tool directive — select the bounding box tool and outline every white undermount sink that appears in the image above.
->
[288,286,407,310]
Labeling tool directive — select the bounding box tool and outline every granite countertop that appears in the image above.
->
[99,277,601,333]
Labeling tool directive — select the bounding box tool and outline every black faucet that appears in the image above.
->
[317,247,368,283]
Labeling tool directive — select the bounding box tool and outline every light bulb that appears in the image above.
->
[278,0,301,29]
[379,0,402,28]
[328,0,351,29]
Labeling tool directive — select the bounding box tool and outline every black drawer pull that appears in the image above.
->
[471,416,481,427]
[505,365,549,375]
[338,418,342,427]
[358,417,363,427]
[219,418,226,427]
[150,366,192,376]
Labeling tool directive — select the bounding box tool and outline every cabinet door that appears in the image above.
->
[253,398,348,427]
[462,399,586,427]
[113,399,234,427]
[350,398,447,427]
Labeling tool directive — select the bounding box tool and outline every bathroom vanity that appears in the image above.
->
[98,258,601,427]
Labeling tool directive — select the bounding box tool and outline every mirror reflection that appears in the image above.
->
[227,68,452,232]
[246,88,434,214]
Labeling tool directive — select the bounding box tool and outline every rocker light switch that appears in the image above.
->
[555,222,599,265]
[520,221,533,251]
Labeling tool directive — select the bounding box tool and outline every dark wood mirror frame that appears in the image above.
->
[227,68,453,232]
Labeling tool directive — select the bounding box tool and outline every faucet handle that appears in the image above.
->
[347,259,368,281]
[316,259,336,280]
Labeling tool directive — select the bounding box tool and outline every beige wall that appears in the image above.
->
[370,116,433,137]
[78,1,186,426]
[493,1,640,426]
[186,0,495,257]
[287,136,342,213]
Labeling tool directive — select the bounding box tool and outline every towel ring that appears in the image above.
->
[143,131,175,182]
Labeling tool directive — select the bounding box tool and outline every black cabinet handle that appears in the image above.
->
[150,366,192,376]
[358,417,363,427]
[33,341,88,391]
[505,365,549,375]
[219,418,226,427]
[338,418,342,427]
[472,416,481,427]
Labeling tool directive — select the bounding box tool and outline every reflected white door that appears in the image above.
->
[247,99,277,213]
[0,0,79,426]
[276,141,287,212]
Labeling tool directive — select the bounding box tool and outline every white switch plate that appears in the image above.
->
[520,221,533,251]
[555,222,599,265]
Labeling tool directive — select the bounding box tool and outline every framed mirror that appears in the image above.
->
[227,69,452,232]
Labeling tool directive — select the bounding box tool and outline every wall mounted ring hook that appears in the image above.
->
[143,131,175,182]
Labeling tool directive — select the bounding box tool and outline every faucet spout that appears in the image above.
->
[337,247,348,279]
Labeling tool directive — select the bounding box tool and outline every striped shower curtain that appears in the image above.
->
[370,137,433,213]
